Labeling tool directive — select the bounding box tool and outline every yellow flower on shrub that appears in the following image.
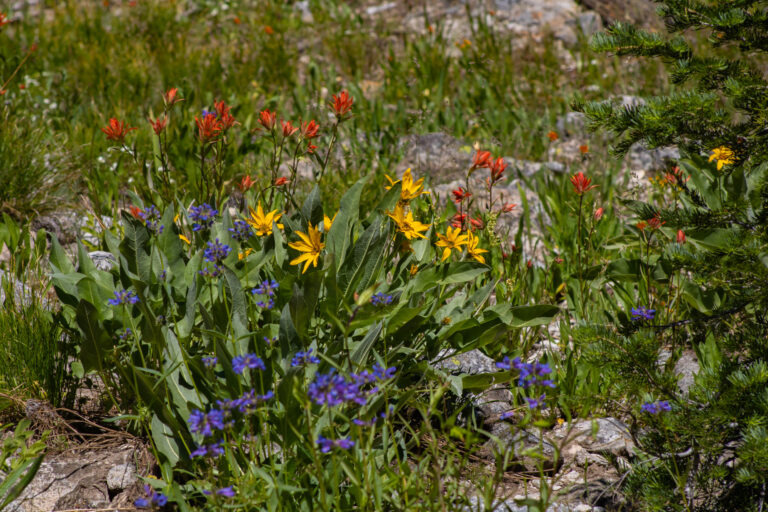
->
[248,203,283,236]
[387,204,430,240]
[288,223,325,273]
[709,146,736,171]
[435,226,468,262]
[323,212,338,231]
[384,168,429,204]
[238,248,253,260]
[466,231,488,264]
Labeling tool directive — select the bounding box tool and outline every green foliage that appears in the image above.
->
[0,419,47,509]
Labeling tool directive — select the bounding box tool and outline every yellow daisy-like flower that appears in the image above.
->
[238,248,254,260]
[247,203,284,236]
[435,226,469,262]
[386,204,430,240]
[409,264,419,276]
[466,231,488,264]
[709,146,736,171]
[179,234,191,244]
[288,223,325,273]
[385,168,429,204]
[323,212,338,232]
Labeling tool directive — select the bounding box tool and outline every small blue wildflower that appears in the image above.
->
[199,265,222,278]
[264,336,277,346]
[230,389,274,413]
[371,363,396,381]
[641,400,671,414]
[496,357,555,389]
[228,220,253,241]
[189,203,218,232]
[134,484,168,509]
[204,239,231,263]
[253,279,279,297]
[631,306,656,321]
[256,298,275,309]
[316,435,355,453]
[139,205,164,234]
[108,289,139,306]
[525,394,547,409]
[291,349,321,367]
[232,354,266,374]
[202,356,218,369]
[202,109,216,118]
[190,441,225,458]
[500,411,514,420]
[158,270,167,281]
[188,408,226,437]
[119,328,133,341]
[371,292,394,306]
[216,487,236,498]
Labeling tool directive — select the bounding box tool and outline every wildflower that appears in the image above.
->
[216,487,236,498]
[101,118,137,142]
[409,264,419,276]
[308,368,387,408]
[435,226,469,262]
[301,119,320,138]
[129,205,143,219]
[238,175,256,191]
[469,217,483,230]
[288,223,325,273]
[570,171,597,195]
[631,306,655,321]
[371,363,396,380]
[323,212,338,231]
[525,394,547,409]
[281,120,299,137]
[636,221,648,231]
[189,203,218,231]
[238,248,253,260]
[384,168,428,204]
[119,328,133,341]
[331,90,353,117]
[0,13,9,28]
[191,441,224,458]
[198,265,223,278]
[579,144,589,154]
[204,239,231,263]
[179,234,191,244]
[709,146,735,171]
[500,411,514,420]
[387,204,430,240]
[135,484,168,509]
[317,436,355,453]
[502,203,517,213]
[677,229,686,244]
[232,354,266,374]
[214,100,237,130]
[547,130,558,141]
[451,213,467,229]
[188,408,226,436]
[263,25,274,34]
[291,349,321,367]
[490,157,507,182]
[195,112,223,142]
[252,279,279,297]
[246,203,284,236]
[149,116,167,136]
[163,87,181,105]
[594,207,604,221]
[451,187,471,203]
[274,177,289,186]
[231,389,274,413]
[472,150,492,169]
[641,400,671,414]
[647,215,665,230]
[466,231,488,264]
[108,289,139,306]
[496,357,555,389]
[202,356,218,369]
[138,205,163,234]
[258,109,278,131]
[228,220,253,241]
[371,292,394,306]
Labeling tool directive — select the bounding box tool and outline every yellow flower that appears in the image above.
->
[409,264,419,276]
[466,231,488,264]
[238,248,253,260]
[288,223,325,273]
[247,203,284,236]
[384,168,429,204]
[387,204,430,240]
[323,212,338,232]
[435,226,469,262]
[709,146,736,171]
[179,234,191,244]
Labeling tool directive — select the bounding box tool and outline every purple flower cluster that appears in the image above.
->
[641,400,671,414]
[134,484,168,509]
[496,357,555,389]
[316,435,355,453]
[223,389,273,414]
[308,364,395,407]
[189,203,218,231]
[291,349,321,367]
[202,356,218,368]
[188,409,226,437]
[352,405,393,426]
[370,292,393,306]
[136,205,164,234]
[525,394,547,409]
[119,328,133,340]
[253,279,279,296]
[204,239,231,263]
[232,354,265,374]
[199,265,222,278]
[203,487,236,498]
[108,289,139,306]
[191,441,225,458]
[228,220,253,241]
[188,390,274,437]
[631,306,656,321]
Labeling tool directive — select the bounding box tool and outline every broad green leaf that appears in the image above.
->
[151,413,181,467]
[351,321,383,366]
[327,178,365,270]
[300,184,324,226]
[338,216,389,298]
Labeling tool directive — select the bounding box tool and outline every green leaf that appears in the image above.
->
[338,216,389,298]
[327,178,365,270]
[300,184,324,226]
[351,321,383,366]
[151,413,181,467]
[119,213,152,286]
[75,300,114,373]
[0,454,43,509]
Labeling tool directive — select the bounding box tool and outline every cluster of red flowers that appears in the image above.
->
[331,90,353,118]
[0,12,9,28]
[450,213,483,230]
[570,171,597,196]
[101,118,137,142]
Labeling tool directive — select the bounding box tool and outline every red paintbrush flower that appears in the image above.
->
[647,215,665,230]
[0,13,10,28]
[472,150,492,169]
[451,213,467,229]
[281,120,299,137]
[547,130,558,141]
[259,109,277,131]
[149,116,167,136]
[128,205,143,219]
[593,207,604,221]
[469,217,483,230]
[570,171,597,196]
[451,187,471,203]
[490,157,507,182]
[101,118,137,142]
[677,229,686,244]
[636,221,648,231]
[274,177,289,186]
[307,144,317,154]
[195,112,223,143]
[331,90,353,117]
[301,119,319,139]
[239,175,256,191]
[163,88,181,106]
[502,203,517,213]
[214,100,237,130]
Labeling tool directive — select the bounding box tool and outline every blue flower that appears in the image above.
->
[316,435,355,453]
[199,265,223,278]
[497,357,556,389]
[188,408,226,437]
[255,298,275,309]
[500,411,514,420]
[228,220,253,241]
[253,279,279,297]
[230,389,274,413]
[370,292,393,306]
[189,203,218,231]
[108,289,139,306]
[525,394,547,409]
[631,306,656,321]
[204,239,231,263]
[139,205,164,234]
[291,349,321,367]
[232,354,265,374]
[135,484,168,509]
[190,441,225,458]
[641,400,671,414]
[371,363,396,381]
[202,356,218,369]
[216,487,236,498]
[119,328,133,340]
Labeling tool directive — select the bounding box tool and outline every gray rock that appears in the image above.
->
[627,143,679,172]
[106,463,137,491]
[0,269,35,308]
[395,132,472,183]
[88,251,117,272]
[556,112,587,137]
[31,210,82,244]
[674,350,699,395]
[551,417,635,457]
[576,11,602,37]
